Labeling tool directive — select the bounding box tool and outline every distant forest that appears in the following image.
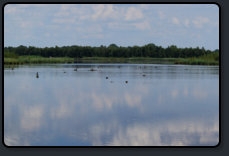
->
[4,44,219,58]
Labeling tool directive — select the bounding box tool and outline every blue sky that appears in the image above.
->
[4,4,219,50]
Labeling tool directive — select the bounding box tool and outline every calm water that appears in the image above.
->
[4,64,219,146]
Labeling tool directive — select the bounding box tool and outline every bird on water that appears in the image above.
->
[36,72,39,78]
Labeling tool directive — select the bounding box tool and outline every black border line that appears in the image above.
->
[1,1,221,148]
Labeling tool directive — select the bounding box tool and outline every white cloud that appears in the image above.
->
[5,4,52,15]
[108,22,131,30]
[4,4,219,50]
[91,4,117,20]
[102,5,116,19]
[139,4,150,10]
[158,11,165,19]
[133,20,151,30]
[184,19,190,27]
[5,6,18,14]
[171,17,180,25]
[53,5,84,23]
[192,16,210,29]
[54,4,119,22]
[19,21,31,28]
[59,4,81,14]
[125,7,144,21]
[4,4,29,14]
[91,5,105,20]
[55,7,70,17]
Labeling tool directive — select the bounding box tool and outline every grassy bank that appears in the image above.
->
[4,55,74,65]
[71,54,219,65]
[4,53,219,65]
[174,52,219,65]
[4,56,182,65]
[174,58,218,65]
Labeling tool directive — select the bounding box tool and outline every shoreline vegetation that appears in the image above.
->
[4,44,219,65]
[4,55,219,65]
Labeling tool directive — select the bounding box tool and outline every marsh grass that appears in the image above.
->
[76,56,218,65]
[4,52,219,65]
[4,55,74,65]
[174,52,219,65]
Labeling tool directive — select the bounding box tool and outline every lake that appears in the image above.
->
[4,63,219,146]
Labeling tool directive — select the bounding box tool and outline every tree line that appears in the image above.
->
[4,43,218,58]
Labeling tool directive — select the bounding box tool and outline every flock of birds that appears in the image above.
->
[35,67,148,83]
[11,65,147,83]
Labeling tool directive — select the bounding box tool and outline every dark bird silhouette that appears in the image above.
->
[89,68,96,71]
[36,72,39,78]
[125,81,128,83]
[106,76,108,79]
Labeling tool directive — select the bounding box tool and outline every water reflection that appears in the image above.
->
[108,118,218,146]
[4,64,219,146]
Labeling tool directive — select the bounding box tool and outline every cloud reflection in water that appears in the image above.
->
[4,64,219,146]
